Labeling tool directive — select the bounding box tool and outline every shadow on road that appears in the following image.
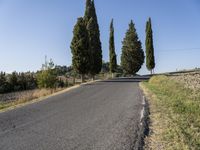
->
[99,77,150,83]
[81,77,150,87]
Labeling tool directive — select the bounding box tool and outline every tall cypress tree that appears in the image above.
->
[121,20,144,75]
[145,18,155,74]
[109,19,117,74]
[84,0,102,79]
[71,17,90,82]
[84,0,93,23]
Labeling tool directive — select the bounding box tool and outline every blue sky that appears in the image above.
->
[0,0,200,74]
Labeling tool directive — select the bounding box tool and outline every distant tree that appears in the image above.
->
[121,20,144,75]
[145,18,155,74]
[101,61,110,73]
[26,72,37,89]
[109,19,117,76]
[8,72,19,91]
[37,59,57,89]
[0,72,8,93]
[0,72,6,86]
[54,65,68,76]
[18,72,27,90]
[84,0,102,80]
[116,65,123,74]
[71,17,90,82]
[0,71,38,93]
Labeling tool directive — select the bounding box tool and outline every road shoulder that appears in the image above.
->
[0,80,100,113]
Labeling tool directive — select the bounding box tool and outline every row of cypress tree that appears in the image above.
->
[71,0,155,81]
[71,0,102,82]
[109,18,155,75]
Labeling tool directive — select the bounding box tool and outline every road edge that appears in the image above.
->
[0,80,101,113]
[135,83,150,150]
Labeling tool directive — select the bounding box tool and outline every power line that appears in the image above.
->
[159,48,200,52]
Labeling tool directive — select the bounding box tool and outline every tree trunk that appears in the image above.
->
[112,73,114,78]
[81,74,85,83]
[73,76,75,85]
[92,75,95,81]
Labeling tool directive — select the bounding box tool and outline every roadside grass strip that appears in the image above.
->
[140,75,200,150]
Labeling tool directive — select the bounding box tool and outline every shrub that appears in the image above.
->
[36,59,57,89]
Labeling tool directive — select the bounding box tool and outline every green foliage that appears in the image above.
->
[101,61,110,73]
[37,70,57,89]
[84,0,102,76]
[54,65,68,76]
[121,20,144,75]
[109,19,117,73]
[0,72,11,93]
[25,73,37,89]
[0,64,74,94]
[18,73,27,90]
[145,18,155,73]
[71,17,90,76]
[37,60,57,89]
[84,0,93,23]
[101,61,123,75]
[9,72,18,90]
[0,71,37,93]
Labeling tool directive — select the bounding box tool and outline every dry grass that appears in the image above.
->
[170,72,200,91]
[140,81,170,150]
[141,75,200,150]
[0,88,64,110]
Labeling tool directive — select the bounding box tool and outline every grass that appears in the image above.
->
[140,75,200,150]
[0,88,65,111]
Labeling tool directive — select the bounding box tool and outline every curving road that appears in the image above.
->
[0,78,147,150]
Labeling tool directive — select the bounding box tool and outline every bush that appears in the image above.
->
[37,69,57,89]
[36,59,57,89]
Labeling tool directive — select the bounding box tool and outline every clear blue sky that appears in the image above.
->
[0,0,200,74]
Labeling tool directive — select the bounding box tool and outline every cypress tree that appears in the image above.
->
[145,18,155,74]
[84,0,93,23]
[109,19,117,75]
[84,0,102,79]
[121,20,144,75]
[71,17,90,82]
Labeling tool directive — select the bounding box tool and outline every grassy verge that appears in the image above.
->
[0,88,66,111]
[140,75,200,150]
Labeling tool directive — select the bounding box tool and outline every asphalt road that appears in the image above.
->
[0,78,146,150]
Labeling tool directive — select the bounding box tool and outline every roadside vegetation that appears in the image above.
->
[0,60,75,110]
[140,75,200,150]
